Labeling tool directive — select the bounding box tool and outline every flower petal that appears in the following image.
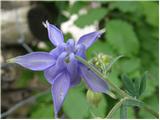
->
[45,21,64,46]
[67,39,75,47]
[44,52,67,84]
[70,74,81,87]
[49,45,65,59]
[10,52,55,71]
[76,44,86,59]
[80,65,109,93]
[64,39,75,53]
[51,71,70,118]
[77,31,101,49]
[66,53,80,87]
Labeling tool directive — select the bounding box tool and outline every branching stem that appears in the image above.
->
[75,56,159,119]
[76,56,129,98]
[1,89,50,118]
[106,97,129,118]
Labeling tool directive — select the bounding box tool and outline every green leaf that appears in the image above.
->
[139,95,158,118]
[108,67,122,87]
[35,72,49,84]
[30,103,54,118]
[75,8,108,28]
[121,75,135,97]
[37,91,52,103]
[63,87,90,118]
[140,2,158,27]
[16,70,34,87]
[133,78,141,98]
[68,1,88,15]
[86,41,114,59]
[106,20,139,56]
[140,73,156,99]
[139,72,147,96]
[105,55,124,73]
[89,95,108,118]
[119,58,141,75]
[29,91,53,118]
[110,1,139,13]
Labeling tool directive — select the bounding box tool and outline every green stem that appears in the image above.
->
[76,56,159,118]
[141,102,159,118]
[105,55,124,73]
[120,103,127,119]
[76,56,129,98]
[106,97,129,118]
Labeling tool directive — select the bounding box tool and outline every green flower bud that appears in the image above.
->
[89,53,112,75]
[86,89,103,107]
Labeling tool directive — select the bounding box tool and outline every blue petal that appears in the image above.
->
[50,45,65,59]
[44,52,67,84]
[75,44,86,59]
[45,21,64,46]
[67,39,75,47]
[77,32,101,49]
[51,71,70,118]
[66,53,80,87]
[9,52,56,71]
[65,39,75,53]
[80,65,109,93]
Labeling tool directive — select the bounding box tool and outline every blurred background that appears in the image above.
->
[1,1,158,119]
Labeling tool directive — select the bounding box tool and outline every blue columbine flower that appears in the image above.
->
[9,21,109,118]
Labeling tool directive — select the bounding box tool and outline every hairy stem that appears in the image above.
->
[76,56,159,119]
[76,56,129,98]
[141,102,159,118]
[106,97,129,118]
[120,103,127,119]
[1,89,50,118]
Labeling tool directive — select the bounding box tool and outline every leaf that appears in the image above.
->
[105,55,124,73]
[30,103,54,118]
[37,91,52,103]
[139,72,147,96]
[89,95,108,118]
[29,91,53,118]
[110,1,139,13]
[140,2,158,27]
[68,1,88,15]
[108,67,122,87]
[35,71,49,84]
[119,58,141,74]
[63,87,90,118]
[16,70,34,87]
[121,74,135,97]
[106,20,139,56]
[132,77,141,98]
[140,73,156,99]
[136,23,158,99]
[75,8,108,28]
[86,41,115,59]
[139,95,158,118]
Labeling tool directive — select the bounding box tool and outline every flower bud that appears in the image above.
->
[86,89,103,107]
[89,53,112,74]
